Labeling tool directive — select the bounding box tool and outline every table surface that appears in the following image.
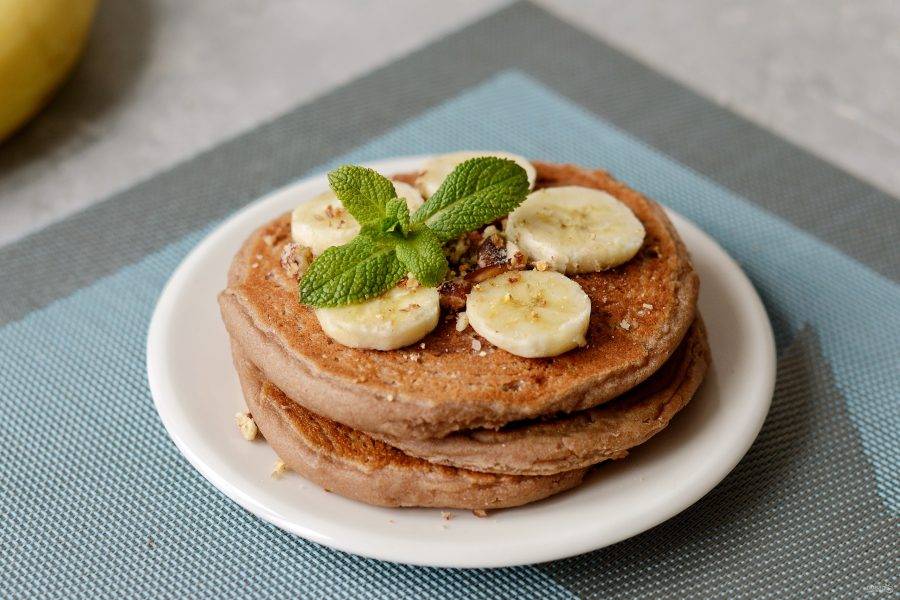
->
[1,0,899,246]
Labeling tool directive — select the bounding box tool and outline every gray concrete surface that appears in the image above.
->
[1,0,898,246]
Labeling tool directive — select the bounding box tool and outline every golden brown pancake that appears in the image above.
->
[218,161,699,439]
[377,318,709,475]
[231,345,587,509]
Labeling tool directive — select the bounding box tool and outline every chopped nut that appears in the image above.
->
[402,274,421,290]
[642,303,653,310]
[262,234,277,247]
[234,412,258,441]
[502,292,512,303]
[407,352,421,363]
[280,243,313,278]
[438,278,472,310]
[478,351,487,357]
[620,319,632,331]
[455,311,469,332]
[508,251,527,269]
[472,509,489,518]
[471,338,482,352]
[271,460,288,479]
[385,393,395,402]
[476,234,508,268]
[441,511,454,521]
[534,260,550,272]
[251,262,259,269]
[419,342,426,349]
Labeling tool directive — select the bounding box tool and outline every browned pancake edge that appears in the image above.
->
[378,317,709,475]
[231,344,587,509]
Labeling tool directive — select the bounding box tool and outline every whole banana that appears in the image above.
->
[0,0,98,141]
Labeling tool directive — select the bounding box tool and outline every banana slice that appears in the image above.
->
[415,151,537,199]
[466,270,590,358]
[505,186,645,273]
[315,283,439,351]
[292,181,423,255]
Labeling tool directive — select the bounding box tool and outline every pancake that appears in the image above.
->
[230,344,587,509]
[218,161,699,440]
[378,318,709,475]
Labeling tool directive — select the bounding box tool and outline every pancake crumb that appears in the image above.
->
[234,412,258,441]
[472,509,489,518]
[441,511,454,521]
[271,460,288,479]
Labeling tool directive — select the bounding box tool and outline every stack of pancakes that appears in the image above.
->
[219,162,708,510]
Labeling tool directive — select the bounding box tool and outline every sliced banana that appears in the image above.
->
[315,283,439,351]
[415,151,537,199]
[466,270,590,358]
[505,186,645,273]
[292,181,423,255]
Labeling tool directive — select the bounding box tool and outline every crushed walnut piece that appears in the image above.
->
[455,311,469,332]
[472,509,489,518]
[438,278,471,310]
[271,460,289,479]
[400,274,421,290]
[234,412,258,441]
[280,243,313,279]
[533,260,550,272]
[471,338,482,352]
[476,234,508,268]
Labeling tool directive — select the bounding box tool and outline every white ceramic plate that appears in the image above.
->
[147,155,775,568]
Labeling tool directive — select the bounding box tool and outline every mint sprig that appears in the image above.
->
[327,165,397,226]
[299,234,406,307]
[413,157,530,242]
[300,157,527,307]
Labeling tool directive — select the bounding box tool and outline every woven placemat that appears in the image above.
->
[2,3,897,598]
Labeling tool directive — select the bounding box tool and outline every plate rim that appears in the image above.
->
[147,155,776,568]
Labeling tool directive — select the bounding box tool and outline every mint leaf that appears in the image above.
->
[413,157,529,242]
[395,227,448,286]
[300,234,406,307]
[383,197,410,234]
[328,165,397,226]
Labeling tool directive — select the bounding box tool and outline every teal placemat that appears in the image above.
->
[2,3,897,598]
